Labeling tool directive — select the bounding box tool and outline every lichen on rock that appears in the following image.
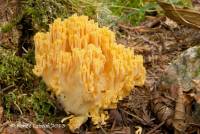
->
[160,45,200,92]
[160,45,200,124]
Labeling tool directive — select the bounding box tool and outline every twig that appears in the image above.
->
[14,102,23,115]
[118,23,154,33]
[146,121,165,134]
[145,17,165,28]
[163,94,176,102]
[100,125,107,134]
[188,123,200,127]
[120,109,145,124]
[111,119,116,131]
[0,84,15,92]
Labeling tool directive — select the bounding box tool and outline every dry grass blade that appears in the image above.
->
[146,121,165,134]
[1,84,15,92]
[120,109,145,124]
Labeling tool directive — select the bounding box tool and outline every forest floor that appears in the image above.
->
[1,1,200,134]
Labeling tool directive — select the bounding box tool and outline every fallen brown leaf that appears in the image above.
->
[1,126,23,134]
[173,83,187,133]
[52,128,65,134]
[158,0,200,29]
[32,127,46,134]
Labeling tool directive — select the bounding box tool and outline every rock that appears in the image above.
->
[160,46,200,124]
[160,45,200,92]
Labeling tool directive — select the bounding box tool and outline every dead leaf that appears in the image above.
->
[173,84,187,133]
[158,0,200,29]
[52,128,65,134]
[1,126,23,134]
[151,92,174,127]
[164,17,178,29]
[32,127,46,134]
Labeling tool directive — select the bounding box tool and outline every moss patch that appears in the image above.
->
[0,47,35,88]
[0,47,65,123]
[2,81,60,123]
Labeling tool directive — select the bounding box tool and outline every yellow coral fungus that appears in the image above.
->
[33,15,146,131]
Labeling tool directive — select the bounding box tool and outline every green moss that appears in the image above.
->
[31,81,56,122]
[0,23,14,33]
[2,81,58,122]
[20,0,71,31]
[3,92,17,118]
[22,49,35,65]
[0,47,35,88]
[0,47,58,122]
[0,0,70,33]
[2,0,161,34]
